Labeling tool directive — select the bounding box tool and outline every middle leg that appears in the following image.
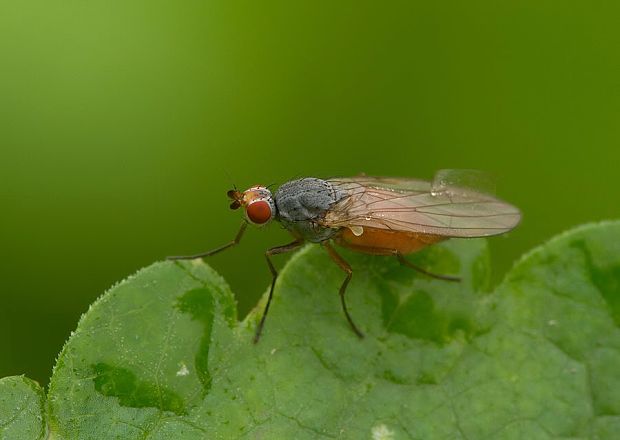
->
[254,239,304,343]
[323,242,364,338]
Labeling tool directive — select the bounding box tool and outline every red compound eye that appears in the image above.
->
[246,200,272,224]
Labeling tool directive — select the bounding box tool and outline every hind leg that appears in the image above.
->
[395,251,460,282]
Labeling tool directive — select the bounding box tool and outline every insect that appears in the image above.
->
[169,171,520,342]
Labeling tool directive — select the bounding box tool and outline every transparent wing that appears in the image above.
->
[324,173,521,238]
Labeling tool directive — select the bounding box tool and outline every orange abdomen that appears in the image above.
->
[334,226,446,256]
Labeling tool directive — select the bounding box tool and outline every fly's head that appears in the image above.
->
[227,185,276,226]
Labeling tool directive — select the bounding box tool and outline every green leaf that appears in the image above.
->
[0,376,47,440]
[3,221,620,439]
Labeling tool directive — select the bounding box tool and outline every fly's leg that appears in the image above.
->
[323,242,364,339]
[254,239,305,343]
[395,252,460,282]
[167,222,248,260]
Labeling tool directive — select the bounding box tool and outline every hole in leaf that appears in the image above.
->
[91,363,186,415]
[176,288,215,393]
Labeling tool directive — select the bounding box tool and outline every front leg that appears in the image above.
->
[167,222,248,260]
[254,239,305,343]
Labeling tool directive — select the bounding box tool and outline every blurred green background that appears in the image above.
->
[1,1,619,386]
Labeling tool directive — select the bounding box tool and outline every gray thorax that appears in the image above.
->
[274,178,345,242]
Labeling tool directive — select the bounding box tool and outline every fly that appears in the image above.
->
[169,171,521,342]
